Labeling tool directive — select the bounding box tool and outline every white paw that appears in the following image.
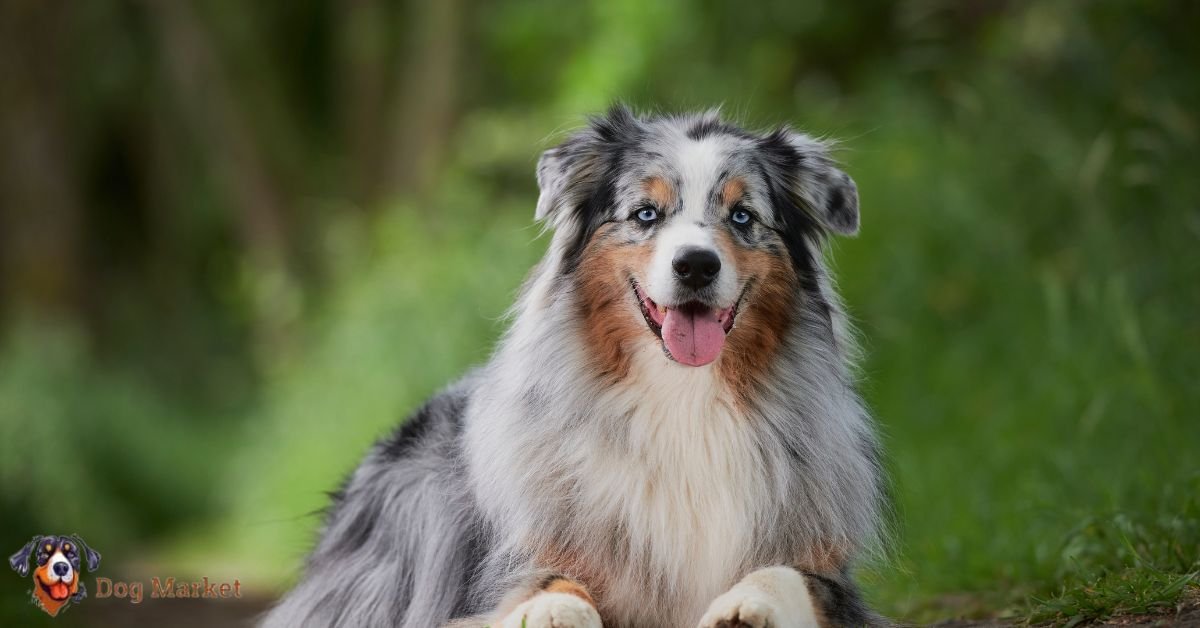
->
[698,567,819,628]
[698,589,780,628]
[498,592,602,628]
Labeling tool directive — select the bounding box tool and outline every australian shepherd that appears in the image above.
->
[262,106,886,627]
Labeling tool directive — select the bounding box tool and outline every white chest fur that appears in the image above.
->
[579,347,769,623]
[467,336,775,626]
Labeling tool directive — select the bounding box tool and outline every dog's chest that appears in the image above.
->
[571,356,771,624]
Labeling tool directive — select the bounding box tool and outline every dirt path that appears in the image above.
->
[931,593,1200,627]
[72,592,1200,627]
[79,596,272,627]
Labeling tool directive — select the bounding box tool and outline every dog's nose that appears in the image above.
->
[672,247,721,289]
[53,562,69,577]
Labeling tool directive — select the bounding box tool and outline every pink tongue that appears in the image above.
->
[662,307,726,366]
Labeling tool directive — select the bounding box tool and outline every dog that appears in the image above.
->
[262,106,886,627]
[9,534,101,617]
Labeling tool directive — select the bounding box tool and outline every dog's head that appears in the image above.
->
[536,105,858,381]
[9,534,100,616]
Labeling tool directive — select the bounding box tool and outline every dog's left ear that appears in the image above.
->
[69,535,101,572]
[759,129,860,236]
[8,537,38,578]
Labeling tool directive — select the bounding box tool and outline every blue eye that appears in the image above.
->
[731,208,752,225]
[635,207,658,223]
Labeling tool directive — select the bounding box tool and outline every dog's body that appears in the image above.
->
[263,107,886,628]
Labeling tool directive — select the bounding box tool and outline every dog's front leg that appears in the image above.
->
[698,567,819,628]
[493,574,602,628]
[698,566,878,628]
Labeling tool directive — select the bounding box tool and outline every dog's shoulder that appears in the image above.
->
[375,371,480,463]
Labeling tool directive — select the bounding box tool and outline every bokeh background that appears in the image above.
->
[1,1,1197,625]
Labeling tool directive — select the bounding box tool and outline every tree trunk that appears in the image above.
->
[0,3,84,323]
[143,0,292,276]
[380,0,463,201]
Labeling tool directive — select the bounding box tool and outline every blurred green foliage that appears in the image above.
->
[1,0,1197,624]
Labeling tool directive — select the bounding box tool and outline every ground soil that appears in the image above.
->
[74,590,1200,627]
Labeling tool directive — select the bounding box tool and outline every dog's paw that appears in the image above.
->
[697,589,779,628]
[498,592,602,628]
[698,567,819,628]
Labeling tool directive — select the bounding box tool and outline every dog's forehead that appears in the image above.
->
[621,119,765,210]
[639,120,752,178]
[39,536,74,551]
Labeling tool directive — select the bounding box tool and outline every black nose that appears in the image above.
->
[672,247,721,289]
[53,562,69,576]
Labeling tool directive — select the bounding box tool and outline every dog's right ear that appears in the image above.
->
[9,537,39,578]
[535,103,642,227]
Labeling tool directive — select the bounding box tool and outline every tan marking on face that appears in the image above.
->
[576,225,654,382]
[721,177,746,208]
[644,175,676,209]
[714,230,797,406]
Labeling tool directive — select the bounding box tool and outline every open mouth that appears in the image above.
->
[633,280,739,367]
[37,575,71,601]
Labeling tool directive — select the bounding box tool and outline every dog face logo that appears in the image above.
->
[9,534,101,617]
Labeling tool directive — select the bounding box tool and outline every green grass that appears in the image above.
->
[1033,571,1197,626]
[1025,483,1200,624]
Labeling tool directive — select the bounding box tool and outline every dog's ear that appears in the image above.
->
[9,537,38,578]
[759,128,860,236]
[70,535,101,572]
[535,103,642,227]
